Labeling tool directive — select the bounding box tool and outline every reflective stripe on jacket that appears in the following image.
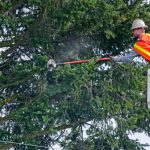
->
[133,33,150,63]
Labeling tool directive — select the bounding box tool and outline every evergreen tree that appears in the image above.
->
[0,0,150,149]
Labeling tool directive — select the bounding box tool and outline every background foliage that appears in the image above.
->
[0,0,150,149]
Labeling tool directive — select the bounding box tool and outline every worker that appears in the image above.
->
[111,19,150,63]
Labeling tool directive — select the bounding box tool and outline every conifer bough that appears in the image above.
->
[47,57,110,71]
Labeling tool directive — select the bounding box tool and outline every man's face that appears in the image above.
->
[132,28,144,38]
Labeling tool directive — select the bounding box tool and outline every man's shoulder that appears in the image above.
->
[140,33,150,41]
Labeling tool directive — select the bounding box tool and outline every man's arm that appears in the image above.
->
[111,50,140,62]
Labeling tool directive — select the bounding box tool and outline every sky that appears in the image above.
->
[52,128,150,150]
[129,132,150,150]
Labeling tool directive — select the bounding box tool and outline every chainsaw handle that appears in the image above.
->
[60,57,110,65]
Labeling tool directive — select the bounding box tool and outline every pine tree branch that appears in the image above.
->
[0,94,26,106]
[1,9,45,59]
[0,0,24,16]
[1,1,43,58]
[21,119,91,141]
[0,143,13,150]
[0,40,15,48]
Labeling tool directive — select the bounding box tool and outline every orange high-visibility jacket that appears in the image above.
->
[133,33,150,63]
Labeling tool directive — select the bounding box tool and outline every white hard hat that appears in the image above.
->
[131,19,148,30]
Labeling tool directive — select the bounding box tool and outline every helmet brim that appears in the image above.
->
[131,25,148,30]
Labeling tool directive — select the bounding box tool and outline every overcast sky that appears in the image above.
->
[129,132,150,150]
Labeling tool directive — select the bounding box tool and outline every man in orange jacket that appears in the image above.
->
[112,19,150,63]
